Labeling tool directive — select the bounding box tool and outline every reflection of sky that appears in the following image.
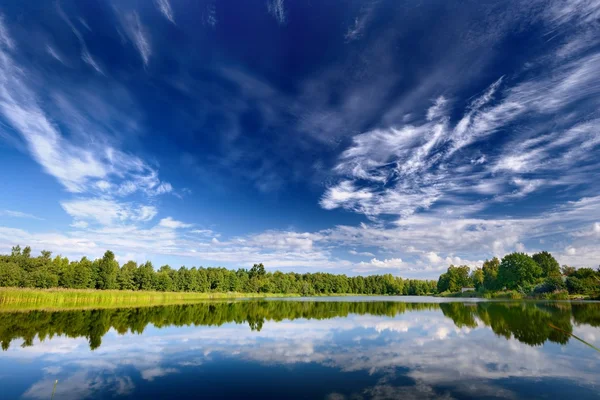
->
[2,310,600,399]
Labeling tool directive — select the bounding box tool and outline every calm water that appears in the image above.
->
[1,297,599,399]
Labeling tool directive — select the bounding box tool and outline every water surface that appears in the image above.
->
[1,297,599,399]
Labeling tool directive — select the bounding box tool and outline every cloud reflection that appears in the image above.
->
[1,301,599,399]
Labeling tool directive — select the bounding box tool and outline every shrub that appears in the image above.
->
[567,276,599,295]
[534,276,566,294]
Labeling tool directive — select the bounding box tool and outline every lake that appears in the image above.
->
[1,297,599,399]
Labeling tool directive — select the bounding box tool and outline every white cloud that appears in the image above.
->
[57,5,103,75]
[322,42,600,225]
[355,257,403,273]
[0,27,170,195]
[190,229,218,237]
[349,250,375,257]
[140,367,178,381]
[155,0,175,24]
[344,5,375,42]
[0,210,43,220]
[267,0,286,25]
[46,45,66,65]
[320,181,373,210]
[0,15,14,49]
[158,217,192,229]
[116,11,151,66]
[426,96,448,121]
[61,199,158,226]
[423,252,443,264]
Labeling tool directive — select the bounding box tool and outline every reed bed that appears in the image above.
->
[0,287,299,311]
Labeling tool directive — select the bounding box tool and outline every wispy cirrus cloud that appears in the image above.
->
[56,4,103,74]
[115,10,151,66]
[322,46,600,220]
[155,0,175,24]
[0,210,43,220]
[267,0,286,25]
[0,12,175,247]
[345,3,376,42]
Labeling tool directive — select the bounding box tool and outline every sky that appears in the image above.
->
[0,0,599,278]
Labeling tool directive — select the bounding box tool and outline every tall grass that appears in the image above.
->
[0,287,299,311]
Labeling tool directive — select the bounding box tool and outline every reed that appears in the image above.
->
[0,287,299,310]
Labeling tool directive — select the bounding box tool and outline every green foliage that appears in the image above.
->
[2,245,593,299]
[437,265,472,293]
[561,265,576,276]
[497,252,542,290]
[134,262,155,291]
[154,271,173,292]
[534,275,566,294]
[117,261,137,290]
[482,257,500,290]
[73,258,93,289]
[3,246,434,296]
[532,251,561,277]
[249,263,266,279]
[471,267,484,290]
[97,251,118,290]
[29,268,59,288]
[0,262,23,287]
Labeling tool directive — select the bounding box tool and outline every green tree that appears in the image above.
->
[497,252,542,290]
[134,261,155,291]
[561,265,576,276]
[471,268,484,290]
[29,267,59,288]
[117,261,137,290]
[532,251,560,277]
[72,258,93,289]
[154,271,173,291]
[11,245,21,257]
[249,263,266,279]
[482,257,500,290]
[97,251,119,290]
[437,265,472,293]
[0,261,23,287]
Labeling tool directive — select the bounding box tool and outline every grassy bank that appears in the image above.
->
[0,287,301,311]
[438,289,598,301]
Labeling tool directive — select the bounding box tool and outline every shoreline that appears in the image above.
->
[1,288,598,312]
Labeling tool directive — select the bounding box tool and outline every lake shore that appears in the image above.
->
[437,289,598,301]
[0,288,380,311]
[2,288,598,312]
[0,287,306,311]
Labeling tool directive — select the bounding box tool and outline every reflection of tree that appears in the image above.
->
[0,301,439,350]
[441,302,575,346]
[439,303,478,328]
[571,303,600,327]
[1,301,597,351]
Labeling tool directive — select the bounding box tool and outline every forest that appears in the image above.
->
[0,245,436,296]
[0,245,598,298]
[436,251,600,298]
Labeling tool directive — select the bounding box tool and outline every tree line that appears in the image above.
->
[0,245,436,296]
[2,246,597,297]
[437,251,600,296]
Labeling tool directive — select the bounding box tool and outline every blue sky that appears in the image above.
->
[0,0,599,278]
